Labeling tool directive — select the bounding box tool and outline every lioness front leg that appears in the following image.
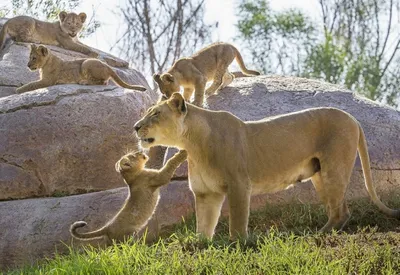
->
[194,192,225,238]
[16,80,51,93]
[228,181,251,239]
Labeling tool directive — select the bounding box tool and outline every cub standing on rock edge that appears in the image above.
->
[134,93,400,240]
[0,11,98,57]
[70,150,188,245]
[16,44,147,93]
[153,42,260,106]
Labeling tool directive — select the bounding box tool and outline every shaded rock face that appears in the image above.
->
[165,75,400,199]
[0,181,195,270]
[0,40,161,199]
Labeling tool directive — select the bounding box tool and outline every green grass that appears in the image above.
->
[8,197,400,274]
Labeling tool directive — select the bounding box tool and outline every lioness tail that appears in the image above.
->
[358,123,400,218]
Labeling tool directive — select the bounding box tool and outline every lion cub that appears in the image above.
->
[153,42,260,106]
[16,45,146,93]
[70,150,187,245]
[0,11,98,57]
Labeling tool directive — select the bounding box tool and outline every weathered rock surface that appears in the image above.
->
[0,180,193,270]
[165,75,400,199]
[0,42,162,200]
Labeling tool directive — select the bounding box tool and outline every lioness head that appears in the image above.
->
[153,73,180,99]
[115,151,149,174]
[27,45,50,71]
[59,11,87,38]
[134,93,187,148]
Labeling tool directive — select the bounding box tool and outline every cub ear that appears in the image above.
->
[59,11,67,22]
[38,45,48,56]
[161,73,174,83]
[78,12,87,23]
[153,73,162,84]
[168,92,187,115]
[30,44,37,51]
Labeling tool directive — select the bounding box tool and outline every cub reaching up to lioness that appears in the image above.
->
[0,11,98,57]
[153,42,260,106]
[70,150,187,245]
[16,44,146,93]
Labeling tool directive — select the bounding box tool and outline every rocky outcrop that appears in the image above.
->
[0,41,162,200]
[0,180,194,270]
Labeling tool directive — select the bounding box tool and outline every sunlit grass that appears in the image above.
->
[9,196,400,274]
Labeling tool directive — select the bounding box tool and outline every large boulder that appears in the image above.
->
[0,41,163,200]
[0,180,194,270]
[165,75,400,200]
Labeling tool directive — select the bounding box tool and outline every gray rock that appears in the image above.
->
[164,75,400,198]
[0,84,161,199]
[0,40,163,199]
[0,180,194,270]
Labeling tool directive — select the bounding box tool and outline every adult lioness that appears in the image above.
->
[0,11,98,57]
[134,93,400,240]
[16,45,146,93]
[70,150,187,245]
[153,42,260,106]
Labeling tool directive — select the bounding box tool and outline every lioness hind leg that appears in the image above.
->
[311,171,351,232]
[194,192,225,239]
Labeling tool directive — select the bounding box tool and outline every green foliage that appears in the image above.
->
[237,0,317,75]
[237,0,400,107]
[9,196,400,274]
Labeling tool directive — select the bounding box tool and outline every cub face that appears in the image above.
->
[27,45,50,71]
[153,73,180,99]
[115,151,149,173]
[134,93,187,148]
[59,11,87,38]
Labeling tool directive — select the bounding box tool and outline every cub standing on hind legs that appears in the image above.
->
[70,150,187,245]
[16,44,146,93]
[153,42,260,106]
[0,11,98,57]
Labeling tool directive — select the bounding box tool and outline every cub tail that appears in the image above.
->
[108,67,147,91]
[233,46,260,76]
[70,221,108,241]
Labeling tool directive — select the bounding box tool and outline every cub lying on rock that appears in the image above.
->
[16,44,146,93]
[134,92,400,240]
[0,11,98,57]
[70,150,187,245]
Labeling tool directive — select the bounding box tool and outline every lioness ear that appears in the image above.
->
[161,73,174,83]
[168,92,186,114]
[38,45,48,56]
[59,11,67,22]
[78,12,87,23]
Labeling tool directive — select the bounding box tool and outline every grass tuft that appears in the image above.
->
[8,196,400,274]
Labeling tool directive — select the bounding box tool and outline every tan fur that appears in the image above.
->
[153,42,260,106]
[70,150,187,245]
[0,11,98,57]
[134,93,400,240]
[16,45,146,93]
